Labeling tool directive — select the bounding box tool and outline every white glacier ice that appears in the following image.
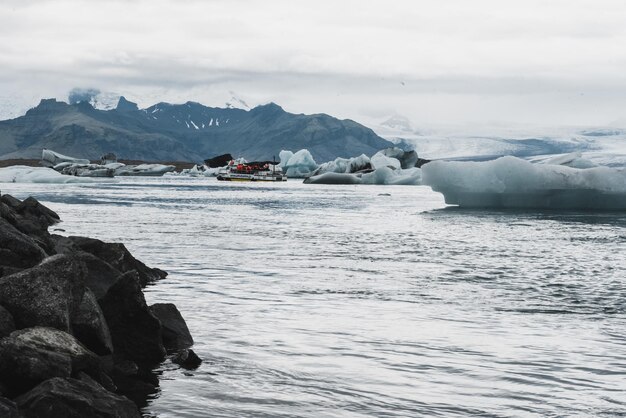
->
[370,151,401,170]
[422,156,626,209]
[0,166,110,184]
[312,154,371,176]
[41,149,90,167]
[279,149,318,178]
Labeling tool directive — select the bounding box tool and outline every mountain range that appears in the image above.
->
[0,97,394,163]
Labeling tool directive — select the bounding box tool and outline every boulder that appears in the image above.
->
[0,255,86,332]
[16,377,140,418]
[0,218,47,271]
[73,251,122,300]
[150,303,194,350]
[0,194,21,210]
[0,334,72,396]
[71,289,114,355]
[10,327,103,382]
[172,349,202,370]
[11,197,59,254]
[100,271,166,365]
[0,397,19,418]
[53,235,167,287]
[0,305,15,338]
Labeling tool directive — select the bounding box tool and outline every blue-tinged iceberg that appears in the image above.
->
[422,156,626,210]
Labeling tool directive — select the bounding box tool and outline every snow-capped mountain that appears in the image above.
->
[0,97,393,162]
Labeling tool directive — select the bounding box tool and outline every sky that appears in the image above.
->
[1,0,626,129]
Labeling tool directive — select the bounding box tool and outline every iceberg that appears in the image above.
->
[280,149,318,178]
[41,149,90,167]
[312,154,371,175]
[115,164,176,176]
[422,156,626,210]
[0,166,108,184]
[302,148,423,185]
[303,172,363,185]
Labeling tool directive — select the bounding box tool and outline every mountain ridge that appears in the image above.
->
[0,98,393,162]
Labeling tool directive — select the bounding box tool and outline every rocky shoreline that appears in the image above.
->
[0,192,200,417]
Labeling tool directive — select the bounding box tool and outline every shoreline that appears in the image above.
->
[0,192,200,416]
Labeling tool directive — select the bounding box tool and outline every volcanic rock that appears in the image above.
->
[150,303,194,350]
[15,377,140,418]
[0,255,86,332]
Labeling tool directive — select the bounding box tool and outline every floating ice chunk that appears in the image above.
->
[280,149,318,178]
[422,156,626,209]
[304,172,362,185]
[361,166,422,185]
[313,154,371,175]
[115,164,176,176]
[380,147,419,169]
[370,151,401,170]
[0,166,108,183]
[41,149,90,168]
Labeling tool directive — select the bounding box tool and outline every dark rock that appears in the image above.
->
[204,153,234,168]
[0,201,18,225]
[100,271,166,366]
[0,255,86,332]
[109,370,158,409]
[172,349,202,370]
[10,327,103,382]
[72,250,122,300]
[12,197,59,254]
[71,289,114,355]
[415,157,431,168]
[150,303,194,350]
[53,235,166,287]
[16,377,140,418]
[0,334,72,396]
[0,218,47,271]
[18,196,60,226]
[0,194,21,210]
[0,305,15,338]
[0,396,19,418]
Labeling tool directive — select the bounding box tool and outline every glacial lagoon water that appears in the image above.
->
[2,177,625,417]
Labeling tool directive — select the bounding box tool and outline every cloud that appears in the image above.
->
[68,87,101,105]
[0,0,626,126]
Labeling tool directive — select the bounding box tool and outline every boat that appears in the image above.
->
[217,160,287,182]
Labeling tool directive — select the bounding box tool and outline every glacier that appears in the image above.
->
[422,156,626,210]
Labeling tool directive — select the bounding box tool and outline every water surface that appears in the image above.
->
[3,178,625,417]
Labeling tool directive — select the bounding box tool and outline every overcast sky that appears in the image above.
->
[1,0,626,129]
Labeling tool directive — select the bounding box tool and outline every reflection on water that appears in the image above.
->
[2,178,625,417]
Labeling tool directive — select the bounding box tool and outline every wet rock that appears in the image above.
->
[0,334,72,396]
[16,377,140,418]
[0,305,15,338]
[150,303,194,350]
[0,194,21,210]
[18,196,60,227]
[53,235,167,287]
[172,349,202,370]
[71,288,114,355]
[10,327,103,382]
[0,218,47,271]
[109,368,158,409]
[69,251,123,300]
[0,397,19,418]
[100,271,166,365]
[0,255,86,332]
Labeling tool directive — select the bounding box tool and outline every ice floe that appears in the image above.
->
[422,156,626,209]
[0,166,109,183]
[279,149,318,178]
